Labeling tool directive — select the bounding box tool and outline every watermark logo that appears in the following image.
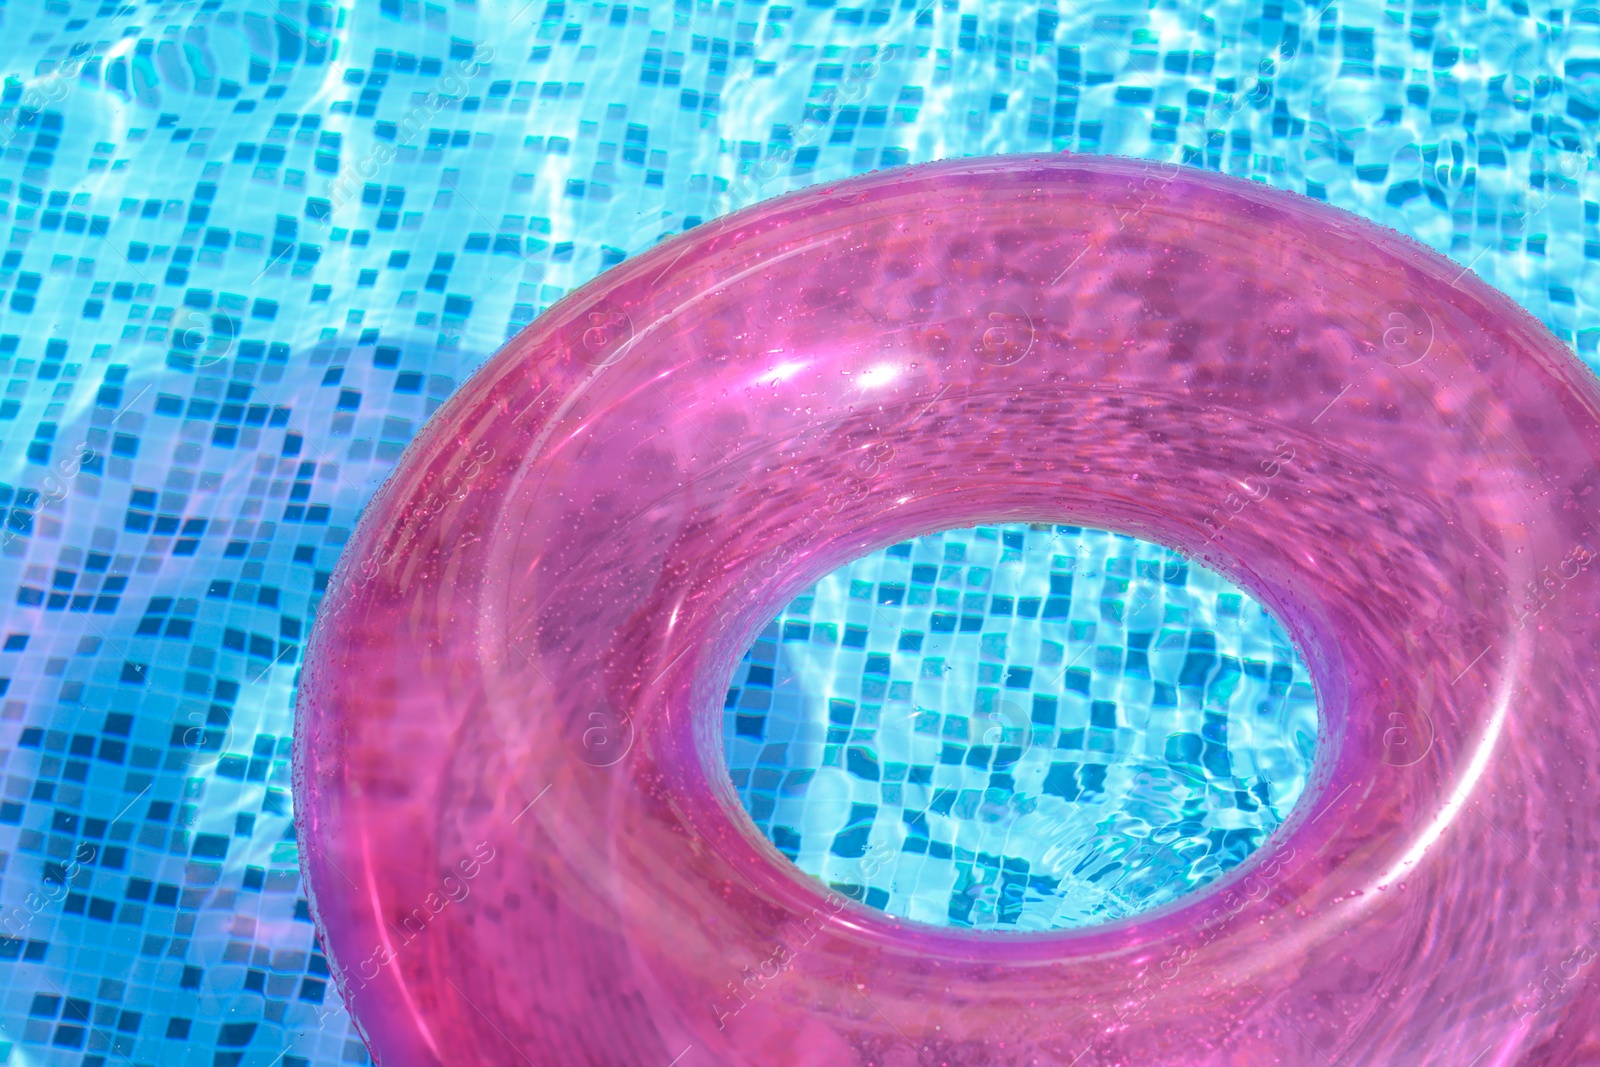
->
[566,298,635,368]
[333,842,498,992]
[0,842,96,941]
[170,310,237,370]
[1380,704,1435,768]
[322,44,495,215]
[1514,542,1596,630]
[974,696,1036,768]
[1373,301,1434,368]
[1519,931,1600,1019]
[717,45,899,214]
[1202,440,1296,543]
[179,706,235,769]
[711,892,849,1031]
[570,706,635,768]
[972,300,1035,367]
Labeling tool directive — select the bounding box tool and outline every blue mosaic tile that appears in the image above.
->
[722,524,1317,930]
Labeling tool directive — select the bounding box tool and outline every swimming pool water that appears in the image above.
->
[0,0,1595,1062]
[723,525,1318,930]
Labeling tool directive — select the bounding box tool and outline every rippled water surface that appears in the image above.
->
[723,523,1318,929]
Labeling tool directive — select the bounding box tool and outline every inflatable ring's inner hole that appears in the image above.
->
[721,522,1320,932]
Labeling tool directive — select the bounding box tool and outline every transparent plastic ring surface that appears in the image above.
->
[295,155,1600,1066]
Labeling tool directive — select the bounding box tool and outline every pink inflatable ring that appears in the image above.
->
[295,155,1600,1066]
